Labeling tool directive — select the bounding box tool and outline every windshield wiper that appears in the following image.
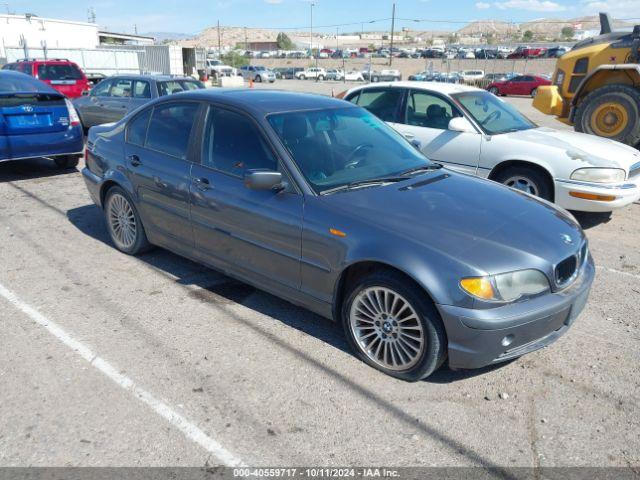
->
[399,164,443,176]
[320,176,407,195]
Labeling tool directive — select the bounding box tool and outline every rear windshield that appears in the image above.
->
[157,80,204,96]
[37,64,84,81]
[0,73,56,93]
[0,92,64,107]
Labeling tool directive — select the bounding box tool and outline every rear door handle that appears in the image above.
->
[128,154,142,167]
[153,176,168,189]
[193,177,210,191]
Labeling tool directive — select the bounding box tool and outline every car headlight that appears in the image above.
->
[570,167,626,183]
[555,69,565,86]
[460,269,550,302]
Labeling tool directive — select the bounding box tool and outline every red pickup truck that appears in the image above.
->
[507,46,547,59]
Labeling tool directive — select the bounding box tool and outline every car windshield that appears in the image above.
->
[158,80,204,96]
[267,107,435,194]
[451,91,536,135]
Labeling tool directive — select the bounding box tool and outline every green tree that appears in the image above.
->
[221,51,249,68]
[522,30,534,41]
[561,26,574,39]
[276,32,294,50]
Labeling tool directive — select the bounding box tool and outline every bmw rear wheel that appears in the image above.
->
[342,270,446,381]
[104,186,151,255]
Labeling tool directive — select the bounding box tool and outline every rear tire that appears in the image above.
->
[341,270,447,382]
[54,155,80,169]
[104,186,152,255]
[574,84,640,147]
[530,87,538,98]
[494,165,553,201]
[255,75,262,83]
[300,74,306,80]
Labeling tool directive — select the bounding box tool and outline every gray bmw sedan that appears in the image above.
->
[82,89,594,381]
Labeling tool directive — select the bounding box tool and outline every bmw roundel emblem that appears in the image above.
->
[560,234,574,245]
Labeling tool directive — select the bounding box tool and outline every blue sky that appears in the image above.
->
[8,0,639,34]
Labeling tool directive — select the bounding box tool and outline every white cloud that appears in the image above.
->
[476,1,491,8]
[581,0,640,18]
[493,0,567,11]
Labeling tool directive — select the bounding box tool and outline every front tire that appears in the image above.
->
[54,155,80,169]
[342,270,447,381]
[574,84,640,147]
[530,87,538,98]
[489,86,499,95]
[104,186,152,255]
[494,166,553,201]
[255,75,262,83]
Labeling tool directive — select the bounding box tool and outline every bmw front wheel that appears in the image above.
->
[342,270,447,381]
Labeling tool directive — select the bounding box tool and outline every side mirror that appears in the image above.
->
[410,139,422,150]
[448,117,476,134]
[244,169,283,191]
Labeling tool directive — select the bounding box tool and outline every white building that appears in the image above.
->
[0,14,99,58]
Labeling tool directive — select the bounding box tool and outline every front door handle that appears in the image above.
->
[128,154,142,167]
[194,177,210,191]
[403,132,415,139]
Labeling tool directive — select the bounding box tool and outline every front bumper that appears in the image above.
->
[555,178,640,212]
[82,166,103,208]
[437,256,594,370]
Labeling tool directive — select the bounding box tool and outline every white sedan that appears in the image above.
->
[342,82,640,212]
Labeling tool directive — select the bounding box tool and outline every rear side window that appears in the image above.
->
[157,80,204,96]
[353,89,403,122]
[202,108,276,176]
[110,79,133,98]
[126,109,152,147]
[133,80,151,99]
[145,102,199,159]
[37,64,83,81]
[91,80,111,97]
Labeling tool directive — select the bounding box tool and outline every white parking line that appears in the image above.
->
[599,266,640,280]
[0,281,245,467]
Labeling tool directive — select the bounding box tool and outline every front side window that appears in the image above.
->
[405,91,460,130]
[202,108,277,176]
[91,80,112,97]
[145,102,199,159]
[452,91,536,135]
[350,89,403,123]
[268,106,433,194]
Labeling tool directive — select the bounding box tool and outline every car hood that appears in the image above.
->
[320,170,584,275]
[500,127,640,171]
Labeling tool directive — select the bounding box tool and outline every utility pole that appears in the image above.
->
[217,20,221,57]
[389,2,396,66]
[309,2,315,64]
[244,27,248,51]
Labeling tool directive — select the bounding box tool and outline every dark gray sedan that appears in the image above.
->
[82,90,594,381]
[73,74,204,130]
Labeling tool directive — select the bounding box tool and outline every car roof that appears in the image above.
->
[350,81,484,95]
[167,89,353,115]
[105,74,198,82]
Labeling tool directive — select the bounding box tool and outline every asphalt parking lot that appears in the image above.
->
[0,83,638,470]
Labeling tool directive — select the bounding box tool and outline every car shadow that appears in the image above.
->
[67,202,514,384]
[0,158,77,183]
[571,210,612,230]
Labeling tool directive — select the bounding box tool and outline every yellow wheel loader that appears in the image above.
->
[533,13,640,147]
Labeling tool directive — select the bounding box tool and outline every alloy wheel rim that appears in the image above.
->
[503,176,539,196]
[349,287,425,371]
[107,194,137,250]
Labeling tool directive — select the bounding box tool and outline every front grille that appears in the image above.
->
[554,242,588,289]
[556,256,578,286]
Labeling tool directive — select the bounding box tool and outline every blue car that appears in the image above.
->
[0,70,84,168]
